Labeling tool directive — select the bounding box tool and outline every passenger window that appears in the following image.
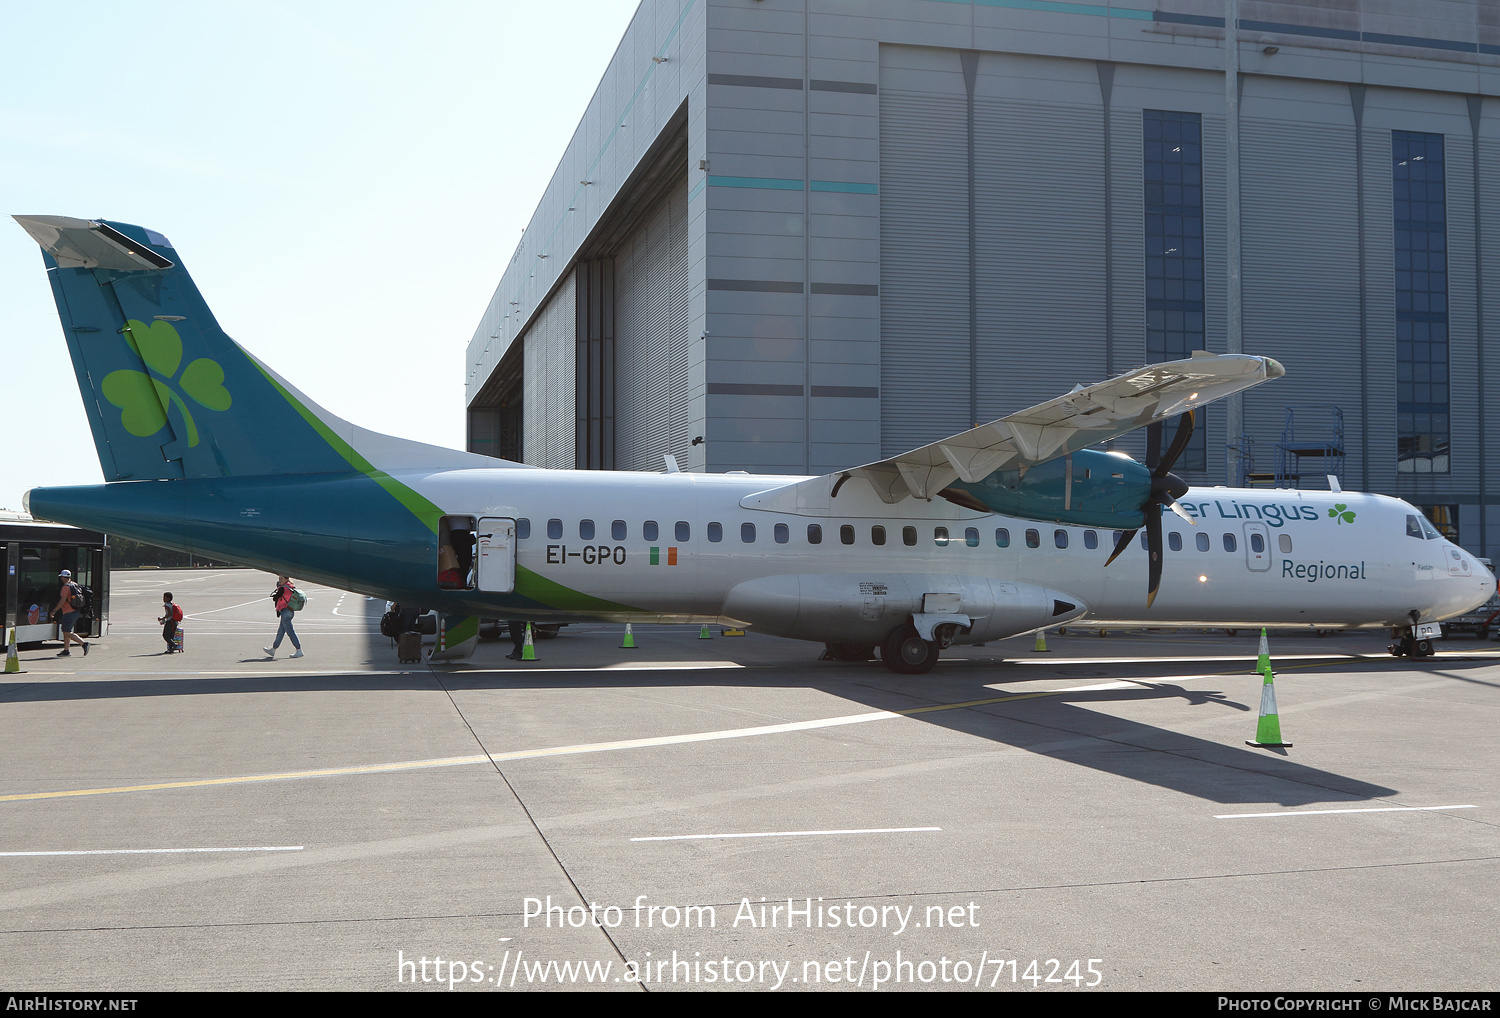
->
[1279,534,1293,553]
[1196,532,1210,552]
[741,522,756,543]
[807,524,822,545]
[934,527,950,547]
[1140,532,1149,550]
[548,519,563,540]
[1084,530,1097,550]
[708,522,722,543]
[1223,533,1237,552]
[644,521,659,542]
[774,523,789,544]
[1026,529,1040,549]
[841,525,855,545]
[964,527,979,547]
[580,520,595,540]
[1168,532,1182,552]
[516,518,531,540]
[1251,533,1265,553]
[872,525,886,546]
[676,521,690,542]
[903,526,917,546]
[1055,529,1068,550]
[612,520,626,541]
[996,528,1010,548]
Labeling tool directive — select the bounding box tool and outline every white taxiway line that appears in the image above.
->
[1214,805,1477,819]
[631,827,942,842]
[1,846,305,856]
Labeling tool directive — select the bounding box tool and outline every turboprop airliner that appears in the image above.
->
[14,216,1496,672]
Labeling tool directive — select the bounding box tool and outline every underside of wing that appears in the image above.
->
[742,352,1283,513]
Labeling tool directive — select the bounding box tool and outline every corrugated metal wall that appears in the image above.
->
[522,271,578,469]
[614,178,691,473]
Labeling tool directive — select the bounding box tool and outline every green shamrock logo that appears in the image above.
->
[101,320,231,447]
[1329,503,1356,525]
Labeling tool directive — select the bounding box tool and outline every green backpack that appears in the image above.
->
[287,586,306,612]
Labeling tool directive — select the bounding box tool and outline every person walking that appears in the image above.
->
[264,575,303,659]
[53,570,90,658]
[159,592,183,654]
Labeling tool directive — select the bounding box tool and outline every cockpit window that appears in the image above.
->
[1407,515,1424,539]
[1421,517,1442,540]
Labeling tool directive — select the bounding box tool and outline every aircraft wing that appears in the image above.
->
[742,352,1283,511]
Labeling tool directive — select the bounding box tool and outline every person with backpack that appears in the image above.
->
[158,592,183,654]
[264,575,304,659]
[53,569,90,658]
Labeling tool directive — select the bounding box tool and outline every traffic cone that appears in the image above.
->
[1246,665,1292,748]
[699,624,713,640]
[621,623,637,649]
[1256,627,1272,676]
[521,623,537,661]
[4,628,23,674]
[1032,629,1050,653]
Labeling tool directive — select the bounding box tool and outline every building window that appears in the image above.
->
[1394,131,1450,473]
[1419,504,1459,543]
[1144,110,1206,470]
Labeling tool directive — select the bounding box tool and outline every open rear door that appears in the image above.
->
[476,518,516,593]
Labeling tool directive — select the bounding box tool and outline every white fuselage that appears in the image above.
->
[411,467,1495,641]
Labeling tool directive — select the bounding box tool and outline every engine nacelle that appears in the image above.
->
[940,448,1152,529]
[722,573,1087,645]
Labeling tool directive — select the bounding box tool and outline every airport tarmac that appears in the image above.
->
[2,568,1497,992]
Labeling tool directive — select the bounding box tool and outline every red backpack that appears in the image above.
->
[171,604,183,622]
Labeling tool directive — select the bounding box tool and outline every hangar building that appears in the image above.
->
[465,0,1500,558]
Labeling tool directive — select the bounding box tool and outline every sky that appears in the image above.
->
[0,0,642,512]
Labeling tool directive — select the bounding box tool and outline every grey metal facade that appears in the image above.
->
[466,0,1500,559]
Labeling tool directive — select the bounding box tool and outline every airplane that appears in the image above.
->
[14,215,1497,672]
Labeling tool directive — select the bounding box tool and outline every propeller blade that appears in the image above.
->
[1104,527,1137,567]
[1156,409,1196,477]
[1167,500,1196,524]
[1145,504,1163,608]
[1145,420,1162,470]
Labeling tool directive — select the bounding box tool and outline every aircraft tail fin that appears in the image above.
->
[15,215,503,482]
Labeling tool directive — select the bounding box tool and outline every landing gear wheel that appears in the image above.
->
[1414,639,1434,658]
[881,624,939,675]
[825,643,876,662]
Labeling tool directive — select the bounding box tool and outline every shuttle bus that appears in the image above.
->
[2,513,108,646]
